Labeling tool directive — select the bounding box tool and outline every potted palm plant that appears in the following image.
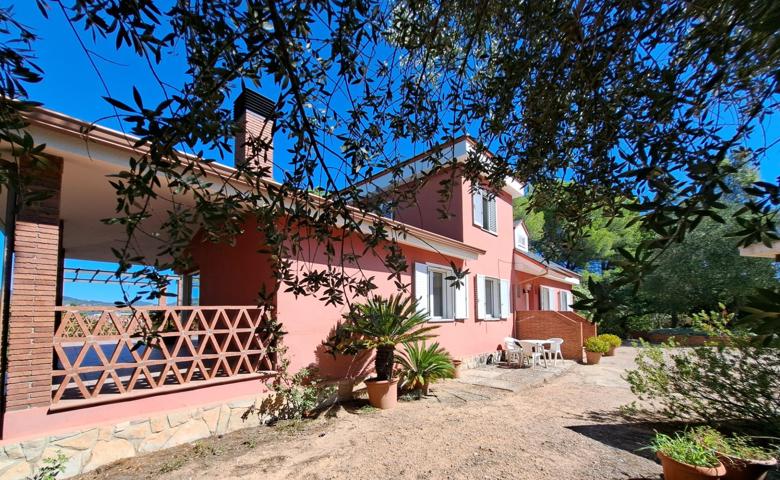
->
[584,336,609,365]
[325,294,437,409]
[649,431,726,480]
[396,341,455,396]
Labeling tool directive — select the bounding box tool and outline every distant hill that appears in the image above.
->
[61,296,154,307]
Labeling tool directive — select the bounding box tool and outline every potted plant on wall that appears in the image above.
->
[584,336,609,365]
[649,431,726,480]
[396,341,455,396]
[325,294,438,409]
[599,334,622,356]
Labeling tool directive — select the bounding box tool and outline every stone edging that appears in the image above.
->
[0,393,272,479]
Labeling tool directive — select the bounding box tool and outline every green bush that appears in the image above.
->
[691,427,776,461]
[264,367,334,421]
[626,313,673,333]
[396,341,455,392]
[29,453,67,480]
[598,334,621,349]
[648,430,720,467]
[625,339,780,433]
[584,336,610,353]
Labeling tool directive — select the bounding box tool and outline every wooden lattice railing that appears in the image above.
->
[52,306,275,405]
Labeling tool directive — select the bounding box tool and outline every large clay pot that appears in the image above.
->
[585,351,602,365]
[657,451,726,480]
[604,346,617,356]
[717,452,777,480]
[365,378,399,409]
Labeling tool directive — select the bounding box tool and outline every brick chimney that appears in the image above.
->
[233,89,275,178]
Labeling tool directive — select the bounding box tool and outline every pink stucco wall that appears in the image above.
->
[188,174,575,378]
[394,171,464,241]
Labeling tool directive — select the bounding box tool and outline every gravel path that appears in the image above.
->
[78,347,662,480]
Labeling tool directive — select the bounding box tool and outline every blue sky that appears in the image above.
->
[4,3,779,302]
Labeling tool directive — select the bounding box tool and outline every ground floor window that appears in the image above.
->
[477,275,509,320]
[414,263,468,321]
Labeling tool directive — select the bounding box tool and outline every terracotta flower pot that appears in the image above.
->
[365,378,399,409]
[585,351,602,365]
[657,451,726,480]
[604,346,617,356]
[452,360,463,379]
[717,452,777,480]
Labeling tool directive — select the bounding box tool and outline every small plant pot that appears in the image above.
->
[604,346,617,356]
[420,382,430,396]
[337,379,354,402]
[717,452,777,480]
[657,451,726,480]
[365,378,399,409]
[585,351,602,365]
[452,360,463,379]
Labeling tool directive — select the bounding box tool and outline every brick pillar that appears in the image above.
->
[4,156,63,411]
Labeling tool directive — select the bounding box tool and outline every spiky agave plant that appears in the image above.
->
[396,341,455,392]
[331,294,438,381]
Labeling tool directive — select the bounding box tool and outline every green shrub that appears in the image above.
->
[29,453,67,480]
[691,427,777,461]
[396,341,454,392]
[264,367,334,421]
[648,431,720,467]
[598,334,621,349]
[584,336,609,353]
[625,340,780,433]
[626,313,672,333]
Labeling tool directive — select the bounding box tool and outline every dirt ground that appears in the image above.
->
[78,347,665,480]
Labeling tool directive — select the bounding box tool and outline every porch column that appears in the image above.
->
[4,156,63,411]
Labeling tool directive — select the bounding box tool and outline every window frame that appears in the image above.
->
[428,266,456,322]
[473,188,498,235]
[483,276,501,320]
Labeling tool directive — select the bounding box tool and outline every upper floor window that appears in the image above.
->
[472,188,497,233]
[514,224,529,251]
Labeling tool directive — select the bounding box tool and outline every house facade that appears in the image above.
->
[0,90,592,478]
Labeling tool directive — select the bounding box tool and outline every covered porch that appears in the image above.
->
[0,108,275,443]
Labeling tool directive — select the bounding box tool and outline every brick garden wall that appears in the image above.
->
[514,311,596,361]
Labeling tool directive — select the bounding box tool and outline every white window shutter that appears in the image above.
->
[540,287,550,310]
[488,197,497,233]
[476,274,486,320]
[499,278,510,318]
[414,263,430,316]
[454,273,469,320]
[472,189,483,227]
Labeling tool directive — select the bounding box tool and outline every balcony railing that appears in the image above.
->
[52,306,275,405]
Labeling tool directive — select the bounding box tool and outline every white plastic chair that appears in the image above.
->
[518,340,546,368]
[543,338,564,366]
[504,337,523,366]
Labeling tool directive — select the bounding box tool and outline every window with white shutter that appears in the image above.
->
[416,263,460,322]
[472,188,498,234]
[540,286,553,311]
[558,290,573,311]
[478,276,509,320]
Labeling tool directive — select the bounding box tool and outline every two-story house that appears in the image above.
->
[0,89,592,476]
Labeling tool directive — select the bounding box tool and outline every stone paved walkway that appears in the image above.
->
[427,359,575,403]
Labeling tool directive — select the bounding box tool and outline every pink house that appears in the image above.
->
[0,90,592,477]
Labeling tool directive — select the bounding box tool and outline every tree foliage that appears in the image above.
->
[0,0,777,324]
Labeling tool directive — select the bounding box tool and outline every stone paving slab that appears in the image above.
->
[454,360,575,393]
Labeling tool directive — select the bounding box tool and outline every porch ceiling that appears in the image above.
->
[5,119,198,263]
